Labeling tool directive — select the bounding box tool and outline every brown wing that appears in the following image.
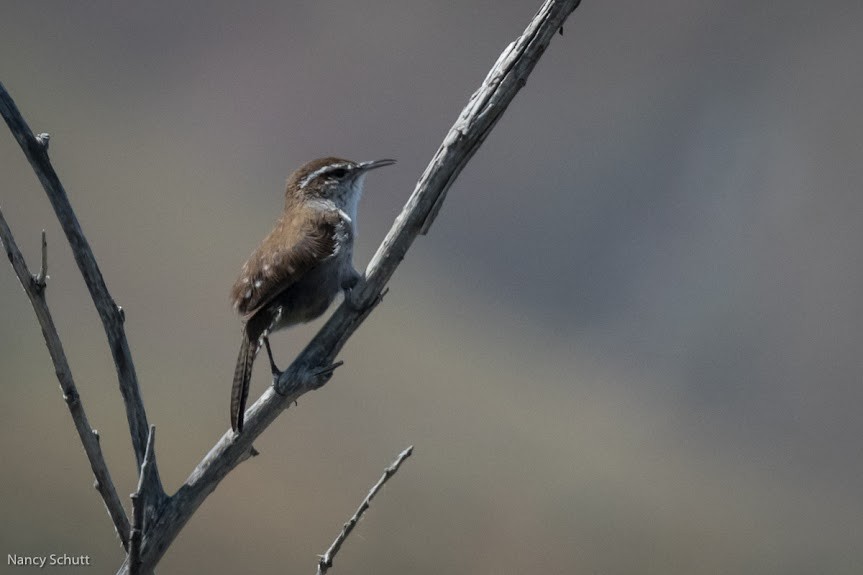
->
[230,207,349,318]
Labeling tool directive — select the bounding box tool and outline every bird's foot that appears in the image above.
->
[270,364,282,381]
[341,270,364,311]
[344,281,389,314]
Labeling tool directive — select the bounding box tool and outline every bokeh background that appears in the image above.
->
[2,1,862,573]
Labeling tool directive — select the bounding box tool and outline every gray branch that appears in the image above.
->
[316,446,414,575]
[0,211,131,548]
[129,426,157,575]
[0,82,161,491]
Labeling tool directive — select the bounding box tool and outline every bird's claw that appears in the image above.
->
[344,284,389,313]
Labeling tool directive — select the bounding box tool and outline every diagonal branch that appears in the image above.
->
[0,210,131,549]
[117,1,583,572]
[316,446,413,575]
[0,81,161,493]
[129,426,157,575]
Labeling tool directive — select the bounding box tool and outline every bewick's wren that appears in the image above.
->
[229,156,395,432]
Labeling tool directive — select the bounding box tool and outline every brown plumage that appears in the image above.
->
[229,156,394,432]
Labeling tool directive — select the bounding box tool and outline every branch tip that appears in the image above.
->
[0,195,131,550]
[129,426,157,575]
[308,360,345,390]
[144,425,156,463]
[319,360,344,375]
[0,80,154,475]
[34,229,47,291]
[315,446,414,575]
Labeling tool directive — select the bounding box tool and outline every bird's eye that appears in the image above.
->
[330,168,348,179]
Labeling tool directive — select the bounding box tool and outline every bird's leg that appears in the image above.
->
[345,282,389,316]
[262,335,281,379]
[342,268,388,312]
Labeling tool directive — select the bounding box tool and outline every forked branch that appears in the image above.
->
[0,83,160,486]
[0,0,582,572]
[0,211,131,548]
[122,3,581,572]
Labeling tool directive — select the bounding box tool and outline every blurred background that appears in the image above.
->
[1,1,862,573]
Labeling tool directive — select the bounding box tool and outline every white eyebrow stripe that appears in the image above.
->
[299,163,353,189]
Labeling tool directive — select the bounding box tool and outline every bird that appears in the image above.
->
[229,156,395,432]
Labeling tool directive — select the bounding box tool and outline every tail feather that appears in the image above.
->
[231,332,256,432]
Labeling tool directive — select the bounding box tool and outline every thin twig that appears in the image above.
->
[0,81,161,492]
[0,210,131,548]
[113,2,582,572]
[316,446,413,575]
[35,228,47,289]
[129,426,157,575]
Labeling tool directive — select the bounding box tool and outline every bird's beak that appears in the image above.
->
[357,158,397,172]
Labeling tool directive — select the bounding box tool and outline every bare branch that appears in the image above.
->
[129,426,157,575]
[0,81,161,488]
[113,2,583,572]
[0,210,131,548]
[316,446,413,575]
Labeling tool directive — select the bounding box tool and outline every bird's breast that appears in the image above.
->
[267,256,346,331]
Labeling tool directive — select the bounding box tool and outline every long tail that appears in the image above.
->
[231,330,256,432]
